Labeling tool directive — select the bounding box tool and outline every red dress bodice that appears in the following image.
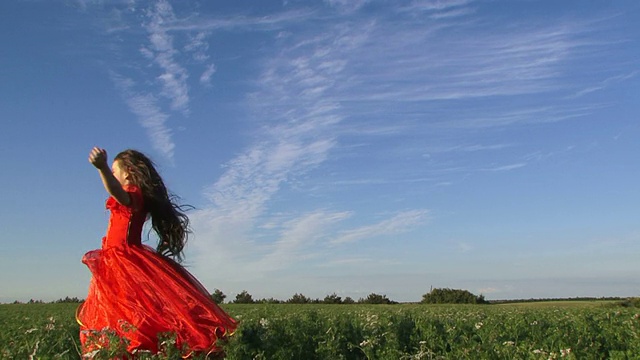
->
[102,185,146,248]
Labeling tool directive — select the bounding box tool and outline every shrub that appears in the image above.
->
[421,288,488,304]
[234,290,254,304]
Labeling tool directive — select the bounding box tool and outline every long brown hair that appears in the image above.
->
[115,149,191,262]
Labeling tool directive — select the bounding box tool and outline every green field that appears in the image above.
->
[2,301,639,359]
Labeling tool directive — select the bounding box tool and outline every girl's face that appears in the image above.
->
[112,160,130,186]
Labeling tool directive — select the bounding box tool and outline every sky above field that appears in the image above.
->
[1,0,639,303]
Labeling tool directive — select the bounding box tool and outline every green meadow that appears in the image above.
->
[2,301,639,359]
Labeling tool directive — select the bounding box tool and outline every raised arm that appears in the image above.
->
[88,147,131,206]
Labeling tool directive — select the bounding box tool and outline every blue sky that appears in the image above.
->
[1,0,639,303]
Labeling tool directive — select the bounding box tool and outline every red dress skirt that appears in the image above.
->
[77,186,237,355]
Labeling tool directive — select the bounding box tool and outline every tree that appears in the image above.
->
[54,296,82,303]
[323,293,342,304]
[343,296,355,304]
[359,293,395,304]
[233,290,254,304]
[257,297,283,304]
[211,289,226,304]
[421,288,488,304]
[287,293,311,304]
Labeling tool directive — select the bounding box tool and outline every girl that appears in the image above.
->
[77,147,237,357]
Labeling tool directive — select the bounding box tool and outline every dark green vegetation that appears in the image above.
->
[2,300,640,359]
[421,288,487,304]
[232,292,395,305]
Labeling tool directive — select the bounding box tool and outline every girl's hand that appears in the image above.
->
[89,147,109,170]
[89,147,130,206]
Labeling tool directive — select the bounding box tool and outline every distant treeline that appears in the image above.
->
[488,296,626,304]
[8,292,636,306]
[10,296,84,304]
[211,290,398,305]
[213,288,489,305]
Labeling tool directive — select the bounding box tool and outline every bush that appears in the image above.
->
[617,297,640,308]
[234,290,254,304]
[343,296,355,304]
[358,293,396,304]
[287,293,312,304]
[421,288,487,304]
[323,293,342,304]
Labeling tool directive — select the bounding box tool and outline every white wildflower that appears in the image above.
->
[446,325,456,332]
[259,318,270,328]
[502,341,515,346]
[83,349,100,358]
[560,348,571,357]
[131,349,152,355]
[475,322,483,329]
[28,340,39,360]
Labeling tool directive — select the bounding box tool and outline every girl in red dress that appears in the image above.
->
[77,147,237,357]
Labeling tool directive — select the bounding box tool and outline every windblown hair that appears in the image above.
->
[115,149,191,262]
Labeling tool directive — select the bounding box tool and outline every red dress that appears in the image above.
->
[77,185,237,356]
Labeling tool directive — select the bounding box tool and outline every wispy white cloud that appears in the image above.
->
[143,0,190,113]
[190,25,355,280]
[166,8,315,32]
[404,0,474,12]
[98,0,215,161]
[187,7,616,290]
[435,104,602,129]
[330,210,429,245]
[111,72,175,160]
[424,143,514,155]
[184,31,210,62]
[324,0,370,14]
[569,71,638,99]
[254,211,352,272]
[336,25,586,103]
[199,63,216,86]
[481,163,526,172]
[397,0,476,19]
[428,6,475,19]
[190,19,430,284]
[327,177,436,186]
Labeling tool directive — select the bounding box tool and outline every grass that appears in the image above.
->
[494,300,622,308]
[1,301,639,359]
